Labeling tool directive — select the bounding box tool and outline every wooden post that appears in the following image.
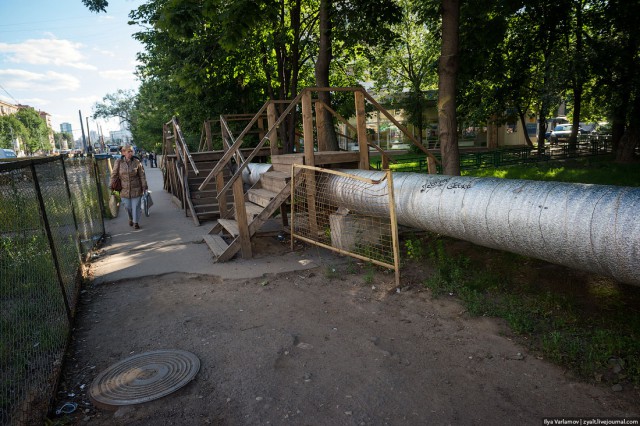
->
[216,172,227,218]
[301,90,315,167]
[267,102,279,157]
[301,92,319,237]
[355,90,370,170]
[315,101,328,152]
[257,115,265,146]
[233,177,252,258]
[205,121,213,151]
[386,170,401,288]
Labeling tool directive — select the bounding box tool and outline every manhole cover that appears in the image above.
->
[89,349,200,409]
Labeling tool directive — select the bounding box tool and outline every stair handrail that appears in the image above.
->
[313,99,395,166]
[171,117,200,176]
[198,90,306,193]
[219,115,246,166]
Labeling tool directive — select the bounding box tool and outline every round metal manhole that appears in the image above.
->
[89,349,200,409]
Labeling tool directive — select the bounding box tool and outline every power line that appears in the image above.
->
[0,83,21,105]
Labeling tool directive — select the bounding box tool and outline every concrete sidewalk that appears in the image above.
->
[91,165,334,284]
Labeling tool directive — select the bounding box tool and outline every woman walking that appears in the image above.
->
[109,144,148,229]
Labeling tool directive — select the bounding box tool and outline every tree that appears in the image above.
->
[93,89,136,129]
[370,0,439,146]
[314,0,401,151]
[437,0,461,175]
[0,115,28,150]
[15,108,50,154]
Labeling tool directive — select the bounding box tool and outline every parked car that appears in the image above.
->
[0,148,17,159]
[549,124,587,144]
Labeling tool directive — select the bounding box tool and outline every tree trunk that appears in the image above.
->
[517,107,534,148]
[568,0,584,152]
[616,90,640,162]
[438,0,460,176]
[315,0,339,151]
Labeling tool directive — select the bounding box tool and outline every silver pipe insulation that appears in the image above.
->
[241,164,640,285]
[332,170,640,286]
[242,163,273,186]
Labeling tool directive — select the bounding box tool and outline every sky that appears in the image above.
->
[0,0,145,139]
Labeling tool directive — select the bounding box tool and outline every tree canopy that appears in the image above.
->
[82,0,640,166]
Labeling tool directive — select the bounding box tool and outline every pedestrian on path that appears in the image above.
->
[110,144,148,229]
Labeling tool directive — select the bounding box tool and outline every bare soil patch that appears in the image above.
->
[51,239,640,425]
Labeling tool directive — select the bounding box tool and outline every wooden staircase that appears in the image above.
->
[185,152,235,224]
[203,154,304,262]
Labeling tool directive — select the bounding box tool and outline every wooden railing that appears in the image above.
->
[199,87,438,210]
[163,117,200,223]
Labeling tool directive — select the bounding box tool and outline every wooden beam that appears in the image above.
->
[267,102,279,157]
[316,101,328,152]
[233,178,252,258]
[355,90,370,170]
[216,171,227,218]
[301,90,315,167]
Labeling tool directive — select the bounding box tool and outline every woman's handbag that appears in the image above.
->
[110,177,122,192]
[108,191,120,218]
[142,190,153,217]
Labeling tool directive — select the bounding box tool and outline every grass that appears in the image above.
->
[414,234,640,385]
[464,156,640,186]
[402,157,640,385]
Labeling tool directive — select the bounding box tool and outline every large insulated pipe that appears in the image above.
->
[241,165,639,285]
[327,171,640,286]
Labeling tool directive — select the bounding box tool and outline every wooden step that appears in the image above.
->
[247,188,277,208]
[203,234,228,257]
[260,171,290,192]
[244,201,264,219]
[218,218,239,236]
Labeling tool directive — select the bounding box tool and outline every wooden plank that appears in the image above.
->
[218,219,239,236]
[233,178,252,258]
[301,91,315,167]
[316,101,328,152]
[203,234,228,258]
[355,90,370,170]
[247,188,277,207]
[216,171,227,217]
[271,153,305,165]
[267,102,279,157]
[386,170,401,287]
[314,151,360,165]
[244,201,263,219]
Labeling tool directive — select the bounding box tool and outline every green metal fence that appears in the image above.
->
[373,135,613,173]
[0,155,109,425]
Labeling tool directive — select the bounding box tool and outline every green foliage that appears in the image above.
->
[404,236,426,261]
[0,115,28,150]
[363,263,375,284]
[15,108,51,154]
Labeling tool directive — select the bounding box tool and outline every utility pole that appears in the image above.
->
[78,110,87,153]
[86,117,93,153]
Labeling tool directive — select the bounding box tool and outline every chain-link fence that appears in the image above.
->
[291,165,400,286]
[0,155,109,426]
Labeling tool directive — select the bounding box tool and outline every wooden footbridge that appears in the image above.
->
[161,87,438,262]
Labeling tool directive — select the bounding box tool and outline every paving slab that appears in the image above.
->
[91,165,336,284]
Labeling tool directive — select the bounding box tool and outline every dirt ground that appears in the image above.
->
[52,237,640,425]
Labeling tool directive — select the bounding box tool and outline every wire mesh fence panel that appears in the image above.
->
[0,156,105,426]
[65,157,105,255]
[0,162,69,426]
[291,165,400,285]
